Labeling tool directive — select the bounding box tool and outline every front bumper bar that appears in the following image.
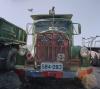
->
[14,66,93,79]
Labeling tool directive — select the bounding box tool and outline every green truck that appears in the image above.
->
[14,8,97,89]
[0,17,27,70]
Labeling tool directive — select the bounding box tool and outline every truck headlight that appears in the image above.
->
[80,47,89,57]
[18,48,26,56]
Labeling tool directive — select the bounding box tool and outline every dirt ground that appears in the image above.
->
[0,67,100,89]
[0,71,21,89]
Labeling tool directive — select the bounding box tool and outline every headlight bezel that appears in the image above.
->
[80,47,89,57]
[18,48,26,56]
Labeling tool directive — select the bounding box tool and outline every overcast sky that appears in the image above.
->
[0,0,100,45]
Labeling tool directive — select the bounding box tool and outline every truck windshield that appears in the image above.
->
[35,21,70,32]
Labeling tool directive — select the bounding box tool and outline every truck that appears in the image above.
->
[82,36,100,66]
[14,7,97,89]
[0,17,27,71]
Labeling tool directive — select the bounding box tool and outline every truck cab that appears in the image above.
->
[14,13,94,88]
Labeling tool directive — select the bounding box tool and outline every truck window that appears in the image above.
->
[35,21,70,33]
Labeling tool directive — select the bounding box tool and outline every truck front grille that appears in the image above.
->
[35,32,69,62]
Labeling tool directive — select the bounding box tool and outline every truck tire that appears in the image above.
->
[91,53,98,66]
[96,59,100,67]
[0,47,10,70]
[19,75,30,84]
[91,58,97,66]
[0,47,5,69]
[0,47,17,70]
[5,48,17,70]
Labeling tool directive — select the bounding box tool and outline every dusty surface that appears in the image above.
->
[0,71,85,89]
[0,71,21,89]
[0,67,100,89]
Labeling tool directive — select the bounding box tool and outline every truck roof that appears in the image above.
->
[31,14,73,20]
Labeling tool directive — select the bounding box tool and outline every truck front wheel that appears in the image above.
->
[0,47,17,70]
[5,48,17,70]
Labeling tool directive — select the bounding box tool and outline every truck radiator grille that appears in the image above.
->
[35,33,70,62]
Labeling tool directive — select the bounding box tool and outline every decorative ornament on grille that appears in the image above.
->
[40,35,49,45]
[56,35,65,45]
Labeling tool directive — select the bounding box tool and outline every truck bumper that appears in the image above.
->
[14,65,93,79]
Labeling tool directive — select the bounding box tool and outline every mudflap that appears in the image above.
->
[82,74,97,89]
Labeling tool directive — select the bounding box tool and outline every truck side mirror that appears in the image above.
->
[26,28,28,34]
[78,24,81,34]
[26,23,29,34]
[72,23,81,35]
[26,23,34,35]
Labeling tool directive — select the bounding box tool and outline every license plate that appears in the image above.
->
[41,62,63,71]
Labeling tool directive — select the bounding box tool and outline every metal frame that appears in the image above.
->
[82,37,94,47]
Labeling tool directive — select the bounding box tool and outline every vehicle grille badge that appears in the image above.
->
[41,35,49,44]
[57,35,64,45]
